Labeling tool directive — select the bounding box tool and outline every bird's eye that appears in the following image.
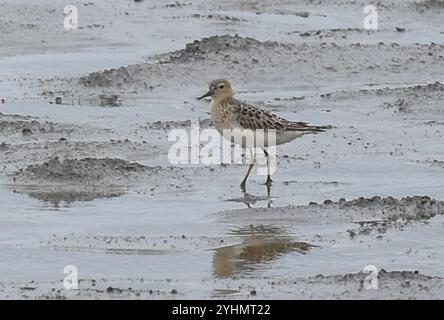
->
[218,83,225,89]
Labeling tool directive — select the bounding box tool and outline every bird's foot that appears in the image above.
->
[263,176,273,186]
[240,181,247,193]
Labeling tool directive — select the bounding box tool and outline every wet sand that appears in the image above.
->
[1,0,444,299]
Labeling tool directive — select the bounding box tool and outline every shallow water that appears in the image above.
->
[2,93,444,288]
[2,175,444,298]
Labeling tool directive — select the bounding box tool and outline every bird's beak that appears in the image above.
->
[197,90,213,100]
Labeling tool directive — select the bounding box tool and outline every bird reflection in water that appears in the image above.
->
[225,191,272,208]
[212,225,316,278]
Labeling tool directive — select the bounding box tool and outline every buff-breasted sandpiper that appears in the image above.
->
[198,79,330,190]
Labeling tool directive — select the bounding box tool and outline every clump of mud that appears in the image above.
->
[413,0,444,10]
[291,28,365,38]
[310,269,434,288]
[13,157,158,183]
[303,269,442,299]
[0,112,35,120]
[11,157,193,201]
[380,98,411,113]
[143,118,213,130]
[77,34,274,89]
[320,81,444,116]
[339,195,442,219]
[0,139,159,176]
[0,142,9,151]
[165,34,277,63]
[322,81,444,101]
[318,196,444,236]
[379,82,444,114]
[191,13,245,23]
[414,159,444,169]
[219,196,444,237]
[99,94,121,107]
[0,119,57,136]
[79,67,135,88]
[0,112,100,138]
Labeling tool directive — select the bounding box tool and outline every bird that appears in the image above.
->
[198,79,330,191]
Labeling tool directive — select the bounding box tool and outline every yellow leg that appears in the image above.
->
[240,151,256,190]
[263,148,272,186]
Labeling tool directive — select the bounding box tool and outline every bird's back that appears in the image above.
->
[215,97,328,133]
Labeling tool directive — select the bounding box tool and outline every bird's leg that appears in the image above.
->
[263,148,273,186]
[240,150,256,191]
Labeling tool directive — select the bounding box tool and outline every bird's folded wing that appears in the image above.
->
[233,100,326,133]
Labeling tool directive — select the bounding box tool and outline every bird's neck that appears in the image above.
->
[212,96,233,108]
[210,97,232,126]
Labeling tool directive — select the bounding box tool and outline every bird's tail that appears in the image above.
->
[306,124,334,133]
[287,121,334,133]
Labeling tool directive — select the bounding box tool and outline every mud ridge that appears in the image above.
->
[143,118,213,130]
[2,269,444,299]
[218,196,444,237]
[41,35,444,106]
[13,157,154,183]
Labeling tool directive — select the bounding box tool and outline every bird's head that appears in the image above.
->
[197,79,233,101]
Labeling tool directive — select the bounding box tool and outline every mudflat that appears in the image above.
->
[0,0,444,299]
